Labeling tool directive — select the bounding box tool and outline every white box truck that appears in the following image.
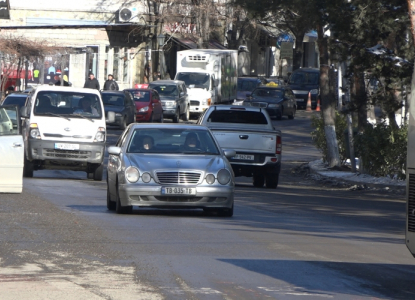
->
[175,49,238,116]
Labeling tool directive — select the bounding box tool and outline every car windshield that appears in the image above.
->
[127,128,220,155]
[102,94,125,106]
[33,91,102,118]
[3,95,27,108]
[129,91,150,102]
[176,72,210,89]
[252,89,283,98]
[149,85,178,96]
[237,79,259,92]
[289,72,319,85]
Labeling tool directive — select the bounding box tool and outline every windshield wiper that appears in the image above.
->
[39,112,71,121]
[70,114,94,122]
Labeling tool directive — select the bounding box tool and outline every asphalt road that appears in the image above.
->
[0,111,414,300]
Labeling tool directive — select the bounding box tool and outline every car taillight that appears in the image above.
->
[276,136,282,154]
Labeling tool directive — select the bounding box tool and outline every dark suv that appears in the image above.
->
[288,68,319,109]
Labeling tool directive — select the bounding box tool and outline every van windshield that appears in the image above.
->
[33,91,102,118]
[176,72,210,89]
[289,72,319,85]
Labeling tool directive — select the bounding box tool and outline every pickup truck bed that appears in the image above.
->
[198,106,281,188]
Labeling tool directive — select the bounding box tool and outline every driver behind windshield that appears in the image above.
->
[74,96,99,116]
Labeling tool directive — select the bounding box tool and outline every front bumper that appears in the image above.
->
[293,92,318,107]
[118,183,234,209]
[27,138,105,165]
[136,112,151,122]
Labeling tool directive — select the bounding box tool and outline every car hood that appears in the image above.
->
[126,153,226,173]
[104,105,124,113]
[250,96,283,103]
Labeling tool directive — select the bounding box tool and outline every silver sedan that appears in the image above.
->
[106,124,236,216]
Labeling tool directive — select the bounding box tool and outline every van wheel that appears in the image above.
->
[265,174,279,189]
[93,164,103,181]
[182,106,190,121]
[173,109,180,123]
[23,157,34,178]
[253,174,265,187]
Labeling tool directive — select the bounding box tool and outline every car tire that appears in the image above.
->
[23,157,34,178]
[288,108,296,120]
[218,204,234,217]
[93,164,103,181]
[120,116,127,130]
[265,174,279,189]
[115,184,132,214]
[106,184,116,211]
[172,109,180,123]
[182,106,190,121]
[253,173,265,187]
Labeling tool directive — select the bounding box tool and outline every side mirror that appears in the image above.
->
[107,111,115,123]
[20,106,28,118]
[107,146,121,156]
[223,149,236,158]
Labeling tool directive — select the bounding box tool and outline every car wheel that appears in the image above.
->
[106,184,116,211]
[159,114,164,123]
[93,164,103,181]
[288,107,296,120]
[253,173,265,187]
[23,157,34,178]
[120,116,127,130]
[219,204,234,217]
[265,174,279,189]
[172,109,180,123]
[182,106,190,121]
[115,184,132,214]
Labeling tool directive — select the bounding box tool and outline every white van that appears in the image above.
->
[21,85,115,181]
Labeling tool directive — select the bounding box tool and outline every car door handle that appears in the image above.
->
[13,143,22,147]
[239,135,249,140]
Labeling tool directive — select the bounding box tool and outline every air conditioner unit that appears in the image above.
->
[119,7,139,23]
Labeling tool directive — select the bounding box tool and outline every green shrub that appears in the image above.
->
[311,112,348,164]
[354,122,407,179]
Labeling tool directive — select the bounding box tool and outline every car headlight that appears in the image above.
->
[202,98,211,105]
[310,89,319,95]
[115,113,122,117]
[139,106,149,112]
[217,169,231,185]
[141,172,152,183]
[268,103,280,108]
[125,166,140,183]
[205,174,215,184]
[30,128,41,139]
[94,127,105,142]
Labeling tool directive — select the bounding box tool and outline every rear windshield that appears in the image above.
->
[129,91,150,102]
[206,110,268,124]
[33,91,102,118]
[149,84,178,96]
[102,94,125,106]
[289,72,319,85]
[3,95,27,108]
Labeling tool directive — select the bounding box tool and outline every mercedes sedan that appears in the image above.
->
[106,124,236,216]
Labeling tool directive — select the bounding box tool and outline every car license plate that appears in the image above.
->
[296,98,304,102]
[54,143,79,150]
[161,187,196,195]
[233,154,254,160]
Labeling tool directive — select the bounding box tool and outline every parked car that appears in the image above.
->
[101,90,136,129]
[287,68,320,109]
[1,92,28,108]
[124,88,163,123]
[148,80,190,123]
[244,86,297,120]
[106,123,236,216]
[234,77,266,105]
[0,105,23,193]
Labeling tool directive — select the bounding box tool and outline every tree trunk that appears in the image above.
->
[317,23,340,167]
[351,67,367,131]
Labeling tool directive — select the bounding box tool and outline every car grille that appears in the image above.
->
[408,173,415,232]
[251,102,268,108]
[44,149,91,159]
[190,100,200,106]
[155,171,202,185]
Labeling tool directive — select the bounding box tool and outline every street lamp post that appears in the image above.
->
[157,33,165,80]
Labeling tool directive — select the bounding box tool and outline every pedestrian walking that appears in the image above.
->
[103,74,119,91]
[84,72,100,90]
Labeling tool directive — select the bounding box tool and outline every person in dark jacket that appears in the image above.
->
[84,73,100,90]
[103,74,119,91]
